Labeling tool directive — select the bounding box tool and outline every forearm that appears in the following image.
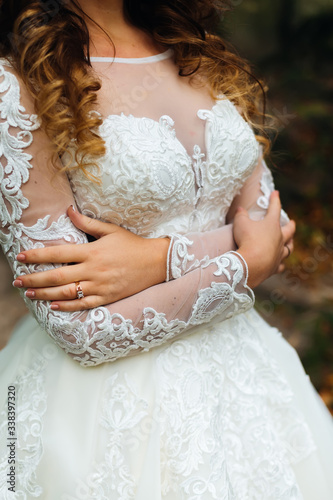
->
[166,224,236,280]
[30,249,253,367]
[3,211,252,367]
[227,155,290,226]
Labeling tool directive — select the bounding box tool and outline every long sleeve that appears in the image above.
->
[226,153,290,225]
[166,154,290,280]
[0,60,256,367]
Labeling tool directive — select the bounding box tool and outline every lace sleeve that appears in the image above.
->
[0,61,254,366]
[226,151,290,225]
[165,153,290,281]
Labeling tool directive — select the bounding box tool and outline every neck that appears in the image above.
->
[75,0,162,58]
[76,0,126,31]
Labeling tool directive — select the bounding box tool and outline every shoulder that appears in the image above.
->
[0,56,13,69]
[0,58,39,131]
[0,58,40,228]
[0,57,17,96]
[0,57,18,88]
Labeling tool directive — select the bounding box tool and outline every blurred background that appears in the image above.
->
[224,0,333,412]
[0,0,332,411]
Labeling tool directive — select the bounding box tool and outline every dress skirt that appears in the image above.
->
[0,308,333,500]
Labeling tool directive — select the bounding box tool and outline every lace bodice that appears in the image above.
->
[0,52,288,366]
[68,100,259,237]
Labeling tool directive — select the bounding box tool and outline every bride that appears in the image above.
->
[0,0,332,498]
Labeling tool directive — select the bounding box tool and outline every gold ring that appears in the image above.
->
[75,281,84,300]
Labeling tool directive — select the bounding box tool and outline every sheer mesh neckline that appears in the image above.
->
[90,48,173,64]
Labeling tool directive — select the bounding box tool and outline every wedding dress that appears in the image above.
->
[0,49,332,500]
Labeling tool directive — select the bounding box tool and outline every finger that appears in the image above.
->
[68,206,117,238]
[233,206,250,219]
[283,245,291,260]
[283,238,294,259]
[285,236,294,245]
[277,263,286,274]
[24,281,91,302]
[281,220,296,244]
[266,190,282,219]
[50,295,105,312]
[14,263,86,289]
[286,239,294,254]
[16,244,88,264]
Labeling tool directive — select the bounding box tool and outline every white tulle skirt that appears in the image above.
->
[0,308,333,500]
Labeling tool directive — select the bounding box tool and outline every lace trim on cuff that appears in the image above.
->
[227,250,255,301]
[165,235,174,282]
[166,233,195,280]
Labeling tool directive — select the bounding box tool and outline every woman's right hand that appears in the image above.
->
[233,190,296,289]
[14,207,170,312]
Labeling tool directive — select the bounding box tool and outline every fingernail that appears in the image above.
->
[70,205,76,212]
[50,304,59,310]
[12,280,23,288]
[25,290,36,298]
[16,253,26,261]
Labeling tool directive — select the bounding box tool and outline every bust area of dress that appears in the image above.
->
[67,49,260,237]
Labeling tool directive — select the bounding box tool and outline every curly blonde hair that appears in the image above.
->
[0,0,269,181]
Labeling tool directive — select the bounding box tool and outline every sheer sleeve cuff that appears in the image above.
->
[165,225,237,282]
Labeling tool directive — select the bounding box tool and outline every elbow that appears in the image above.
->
[38,309,98,367]
[32,301,133,367]
[46,320,120,367]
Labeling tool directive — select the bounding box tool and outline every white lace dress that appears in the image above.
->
[0,50,332,500]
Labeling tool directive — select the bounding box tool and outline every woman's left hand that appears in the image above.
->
[13,206,170,312]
